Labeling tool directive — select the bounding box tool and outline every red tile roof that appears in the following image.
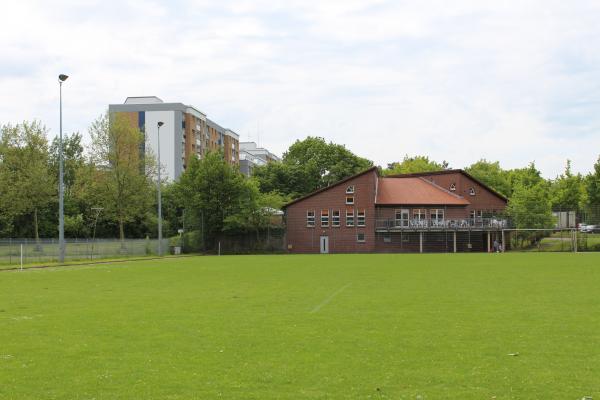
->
[376,177,470,205]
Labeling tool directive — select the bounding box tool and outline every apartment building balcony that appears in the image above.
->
[375,218,511,232]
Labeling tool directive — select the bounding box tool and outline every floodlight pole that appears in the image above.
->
[58,74,68,263]
[157,121,164,256]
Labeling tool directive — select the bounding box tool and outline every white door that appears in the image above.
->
[320,236,329,254]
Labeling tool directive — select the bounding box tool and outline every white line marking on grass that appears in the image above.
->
[310,283,352,314]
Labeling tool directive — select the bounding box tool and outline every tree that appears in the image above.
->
[0,121,56,241]
[383,155,448,175]
[585,156,600,223]
[49,132,85,197]
[506,162,545,195]
[49,132,88,237]
[550,160,586,212]
[223,185,289,236]
[507,182,554,229]
[175,151,255,249]
[465,159,511,197]
[82,113,155,241]
[254,137,372,198]
[253,162,314,199]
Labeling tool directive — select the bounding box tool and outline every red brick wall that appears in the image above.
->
[285,170,378,253]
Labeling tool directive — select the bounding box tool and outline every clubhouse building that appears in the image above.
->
[283,168,509,253]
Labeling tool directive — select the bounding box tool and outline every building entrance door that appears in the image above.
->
[320,236,329,254]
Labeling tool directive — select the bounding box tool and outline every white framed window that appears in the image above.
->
[346,185,355,194]
[469,210,476,220]
[395,209,409,227]
[321,209,329,227]
[357,209,366,227]
[430,209,444,222]
[307,210,315,227]
[345,196,354,205]
[413,209,426,220]
[450,183,456,191]
[332,210,341,227]
[357,232,366,243]
[469,187,476,196]
[346,208,355,227]
[477,210,483,219]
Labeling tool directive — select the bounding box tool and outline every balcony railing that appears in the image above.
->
[376,218,511,231]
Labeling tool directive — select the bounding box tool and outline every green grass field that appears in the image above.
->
[1,254,600,399]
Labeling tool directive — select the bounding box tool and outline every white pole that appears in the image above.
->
[20,244,23,271]
[157,122,163,257]
[453,231,457,253]
[218,241,221,256]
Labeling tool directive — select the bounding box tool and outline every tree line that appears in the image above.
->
[1,115,599,247]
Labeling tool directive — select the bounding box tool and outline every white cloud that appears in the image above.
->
[1,0,599,177]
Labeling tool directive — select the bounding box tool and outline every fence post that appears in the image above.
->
[501,230,505,253]
[453,231,457,253]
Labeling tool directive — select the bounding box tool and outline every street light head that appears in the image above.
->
[157,121,164,128]
[58,74,69,82]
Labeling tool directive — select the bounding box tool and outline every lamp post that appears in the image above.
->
[58,74,68,263]
[157,121,164,256]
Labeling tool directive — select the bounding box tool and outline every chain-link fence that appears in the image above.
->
[503,229,600,252]
[215,228,286,255]
[0,238,170,268]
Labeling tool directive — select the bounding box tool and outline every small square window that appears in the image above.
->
[450,183,456,191]
[346,185,355,194]
[383,233,391,243]
[346,196,354,205]
[357,233,365,242]
[469,187,476,196]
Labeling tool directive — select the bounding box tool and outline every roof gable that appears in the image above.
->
[283,167,378,208]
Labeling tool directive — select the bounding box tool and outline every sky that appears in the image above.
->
[1,0,599,178]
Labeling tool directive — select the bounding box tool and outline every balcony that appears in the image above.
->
[376,218,510,231]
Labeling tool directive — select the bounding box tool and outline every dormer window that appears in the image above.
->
[450,183,456,192]
[346,185,355,194]
[469,187,476,196]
